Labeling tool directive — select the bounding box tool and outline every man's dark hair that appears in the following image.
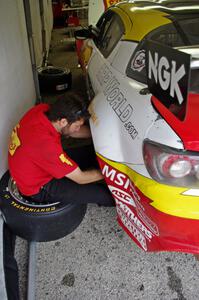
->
[46,92,90,123]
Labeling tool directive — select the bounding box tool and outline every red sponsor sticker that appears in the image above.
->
[98,156,199,254]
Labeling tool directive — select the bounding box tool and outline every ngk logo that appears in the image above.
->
[148,51,185,104]
[147,41,190,107]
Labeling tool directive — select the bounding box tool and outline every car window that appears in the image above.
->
[126,23,183,84]
[178,17,199,46]
[126,17,199,84]
[190,68,199,94]
[94,11,113,47]
[94,11,124,58]
[149,24,184,47]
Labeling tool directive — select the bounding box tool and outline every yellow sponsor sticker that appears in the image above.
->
[103,0,120,9]
[9,124,21,156]
[88,102,99,126]
[59,154,73,166]
[81,45,93,70]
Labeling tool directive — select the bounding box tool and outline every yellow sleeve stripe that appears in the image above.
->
[59,154,73,166]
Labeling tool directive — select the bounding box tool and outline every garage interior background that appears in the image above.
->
[0,0,53,177]
[2,1,199,300]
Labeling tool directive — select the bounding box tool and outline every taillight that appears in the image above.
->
[143,140,199,187]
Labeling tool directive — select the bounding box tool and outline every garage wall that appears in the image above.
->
[30,1,43,67]
[88,0,105,25]
[30,0,53,67]
[43,0,53,56]
[0,0,36,176]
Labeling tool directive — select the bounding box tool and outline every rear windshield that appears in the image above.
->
[190,68,199,94]
[177,17,199,46]
[126,16,199,86]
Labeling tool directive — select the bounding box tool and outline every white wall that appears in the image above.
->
[43,0,53,55]
[88,0,105,25]
[0,0,36,176]
[30,0,43,67]
[30,0,53,67]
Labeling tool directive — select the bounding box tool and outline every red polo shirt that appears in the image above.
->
[8,104,78,195]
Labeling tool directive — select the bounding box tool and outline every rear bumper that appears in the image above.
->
[97,153,199,253]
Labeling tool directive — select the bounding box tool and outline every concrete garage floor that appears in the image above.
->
[15,28,199,300]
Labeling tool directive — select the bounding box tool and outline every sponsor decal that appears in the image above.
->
[102,164,159,236]
[102,165,131,188]
[97,64,138,140]
[9,124,21,156]
[124,121,138,140]
[99,156,199,253]
[131,50,146,72]
[81,45,93,68]
[117,200,152,240]
[117,205,147,251]
[146,40,191,107]
[103,0,120,10]
[108,185,136,207]
[59,154,73,166]
[11,201,56,213]
[56,83,68,91]
[102,163,159,250]
[88,101,99,125]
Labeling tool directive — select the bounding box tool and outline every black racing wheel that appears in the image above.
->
[0,171,87,242]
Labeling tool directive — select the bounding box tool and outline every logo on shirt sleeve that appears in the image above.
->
[9,124,21,156]
[59,154,73,166]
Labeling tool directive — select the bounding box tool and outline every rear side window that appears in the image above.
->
[126,16,199,84]
[126,23,183,84]
[190,68,199,94]
[149,24,184,47]
[94,11,124,58]
[178,17,199,46]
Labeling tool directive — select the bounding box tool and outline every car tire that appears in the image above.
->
[38,66,72,93]
[0,171,87,242]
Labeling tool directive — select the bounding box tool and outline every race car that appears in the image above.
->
[75,0,199,253]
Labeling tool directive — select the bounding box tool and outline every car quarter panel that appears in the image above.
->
[111,41,138,74]
[88,47,158,164]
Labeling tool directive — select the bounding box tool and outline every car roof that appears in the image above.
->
[109,0,199,41]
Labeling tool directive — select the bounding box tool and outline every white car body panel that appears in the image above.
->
[88,44,174,166]
[111,41,138,75]
[146,119,184,150]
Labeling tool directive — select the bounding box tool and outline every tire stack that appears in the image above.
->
[38,66,72,93]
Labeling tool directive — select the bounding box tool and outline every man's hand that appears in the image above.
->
[65,167,103,184]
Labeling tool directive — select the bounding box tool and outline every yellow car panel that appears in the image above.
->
[113,4,172,41]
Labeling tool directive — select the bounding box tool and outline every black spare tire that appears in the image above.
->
[38,66,72,93]
[0,171,87,242]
